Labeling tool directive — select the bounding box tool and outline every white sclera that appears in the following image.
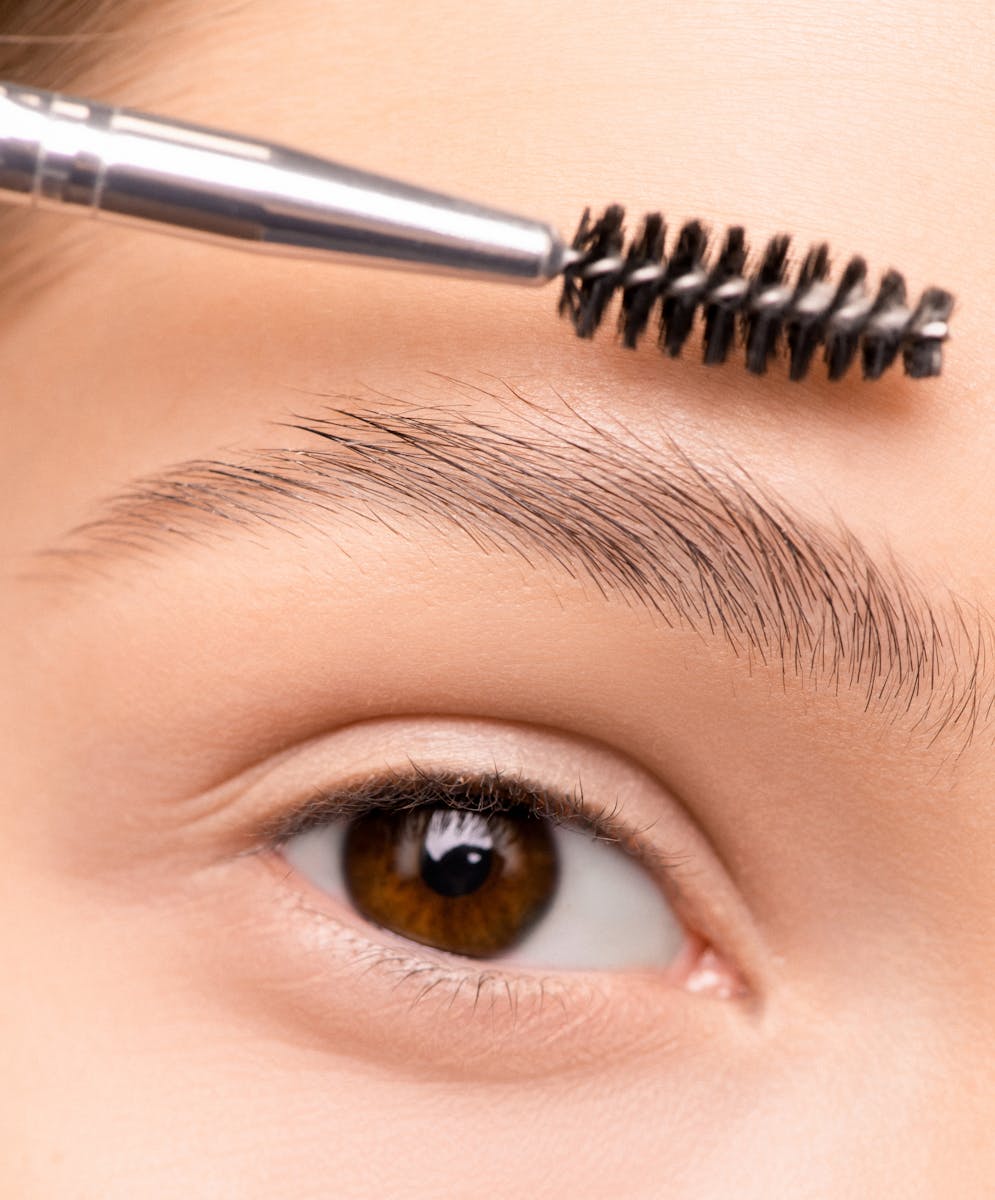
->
[282,817,684,970]
[503,825,684,970]
[283,821,349,897]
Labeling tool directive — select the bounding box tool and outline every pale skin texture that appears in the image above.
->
[1,1,994,1196]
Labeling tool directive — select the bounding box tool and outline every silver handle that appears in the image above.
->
[0,81,568,283]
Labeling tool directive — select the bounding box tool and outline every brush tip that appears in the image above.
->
[557,205,953,383]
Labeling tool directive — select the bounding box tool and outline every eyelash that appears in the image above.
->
[254,763,702,1000]
[260,762,680,878]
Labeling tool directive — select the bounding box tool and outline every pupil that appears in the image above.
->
[420,843,494,897]
[419,809,495,898]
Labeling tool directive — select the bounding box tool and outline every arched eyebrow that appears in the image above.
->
[37,395,995,757]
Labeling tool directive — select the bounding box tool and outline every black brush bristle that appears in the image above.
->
[558,205,625,338]
[822,257,869,381]
[702,226,748,365]
[619,213,666,348]
[556,204,954,382]
[785,243,832,381]
[742,234,791,375]
[658,220,709,357]
[903,287,955,378]
[861,270,908,380]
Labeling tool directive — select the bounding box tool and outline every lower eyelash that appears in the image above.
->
[265,766,696,971]
[278,866,589,1026]
[235,843,755,1089]
[247,754,750,1018]
[355,945,553,1020]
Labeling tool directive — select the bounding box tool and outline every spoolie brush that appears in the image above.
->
[0,81,955,383]
[558,205,954,381]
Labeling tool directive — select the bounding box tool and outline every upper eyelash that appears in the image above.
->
[251,762,748,1014]
[257,762,683,880]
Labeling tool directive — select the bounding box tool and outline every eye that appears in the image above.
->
[280,771,686,970]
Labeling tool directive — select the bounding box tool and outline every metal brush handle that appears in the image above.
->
[0,81,569,283]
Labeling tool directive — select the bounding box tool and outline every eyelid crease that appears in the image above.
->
[208,714,764,1010]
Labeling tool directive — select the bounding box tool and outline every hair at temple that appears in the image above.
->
[0,0,190,300]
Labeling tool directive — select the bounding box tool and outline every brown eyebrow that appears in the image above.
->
[34,388,995,758]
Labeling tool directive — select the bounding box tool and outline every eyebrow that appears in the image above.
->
[38,386,995,757]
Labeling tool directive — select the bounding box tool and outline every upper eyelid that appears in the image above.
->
[268,762,747,999]
[257,764,685,881]
[202,713,773,999]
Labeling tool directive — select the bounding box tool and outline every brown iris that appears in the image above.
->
[343,804,558,958]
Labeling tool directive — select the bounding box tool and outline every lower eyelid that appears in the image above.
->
[271,833,727,997]
[195,716,766,1054]
[240,847,750,1083]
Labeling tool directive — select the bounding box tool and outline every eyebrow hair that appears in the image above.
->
[37,385,995,758]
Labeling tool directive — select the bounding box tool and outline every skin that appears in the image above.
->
[1,1,994,1195]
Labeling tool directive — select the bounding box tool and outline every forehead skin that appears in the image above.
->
[1,2,994,1197]
[3,0,995,565]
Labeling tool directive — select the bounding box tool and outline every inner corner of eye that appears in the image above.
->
[279,792,688,973]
